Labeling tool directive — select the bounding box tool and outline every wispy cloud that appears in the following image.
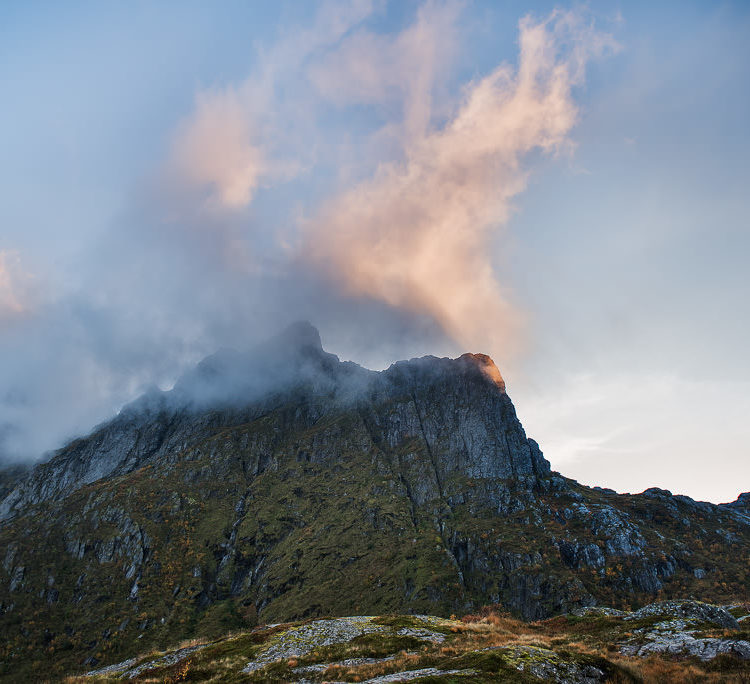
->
[308,1,461,142]
[165,0,376,213]
[160,5,615,364]
[515,371,750,503]
[302,10,615,362]
[168,88,265,210]
[0,251,32,322]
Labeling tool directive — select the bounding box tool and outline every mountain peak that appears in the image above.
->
[459,352,506,390]
[272,320,322,352]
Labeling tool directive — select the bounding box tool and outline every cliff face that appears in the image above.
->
[0,322,547,521]
[0,323,748,680]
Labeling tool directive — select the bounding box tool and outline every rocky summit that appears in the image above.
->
[0,322,748,681]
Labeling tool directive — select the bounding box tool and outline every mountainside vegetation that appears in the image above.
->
[0,324,748,681]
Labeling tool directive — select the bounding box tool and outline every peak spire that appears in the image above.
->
[273,321,322,351]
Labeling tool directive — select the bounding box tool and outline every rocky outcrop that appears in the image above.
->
[621,629,750,661]
[618,600,750,661]
[75,603,750,682]
[75,614,620,682]
[722,492,750,519]
[624,599,739,630]
[378,353,549,482]
[0,465,28,503]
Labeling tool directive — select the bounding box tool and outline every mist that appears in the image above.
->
[2,1,748,503]
[0,3,608,466]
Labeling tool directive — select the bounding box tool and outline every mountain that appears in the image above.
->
[0,322,748,680]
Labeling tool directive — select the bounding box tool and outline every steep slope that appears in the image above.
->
[0,323,748,680]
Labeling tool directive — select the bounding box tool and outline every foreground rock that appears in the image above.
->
[617,600,750,661]
[70,604,750,682]
[239,615,446,674]
[74,614,617,682]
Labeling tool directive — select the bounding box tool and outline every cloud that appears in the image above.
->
[302,10,614,363]
[169,88,265,210]
[165,0,376,213]
[0,251,32,321]
[0,4,614,473]
[308,1,461,141]
[514,371,750,503]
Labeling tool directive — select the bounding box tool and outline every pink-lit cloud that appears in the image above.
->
[302,10,615,363]
[166,0,376,213]
[169,88,265,210]
[160,4,614,365]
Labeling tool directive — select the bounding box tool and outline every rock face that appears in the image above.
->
[0,323,748,680]
[0,323,547,523]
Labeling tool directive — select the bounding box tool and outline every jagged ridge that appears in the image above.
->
[0,321,545,521]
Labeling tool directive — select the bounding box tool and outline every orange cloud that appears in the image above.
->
[303,10,613,364]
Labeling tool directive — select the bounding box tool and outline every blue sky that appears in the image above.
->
[1,1,748,502]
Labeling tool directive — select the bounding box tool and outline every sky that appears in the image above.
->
[0,1,748,503]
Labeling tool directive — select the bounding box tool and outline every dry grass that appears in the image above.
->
[175,636,210,650]
[62,609,750,682]
[332,651,425,681]
[608,654,750,683]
